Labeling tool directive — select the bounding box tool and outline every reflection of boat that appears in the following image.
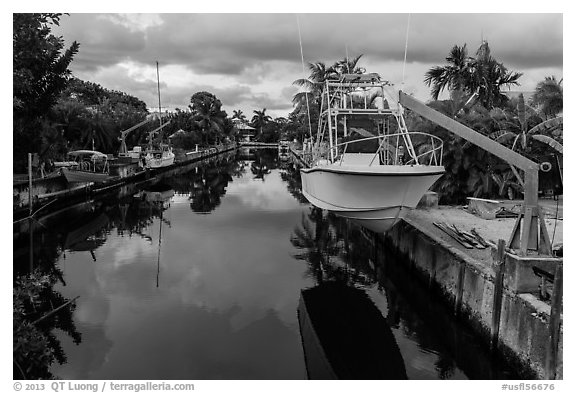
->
[300,74,444,232]
[64,213,109,252]
[59,150,112,183]
[298,282,407,380]
[139,183,175,204]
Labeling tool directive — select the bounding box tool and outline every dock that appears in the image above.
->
[290,147,563,379]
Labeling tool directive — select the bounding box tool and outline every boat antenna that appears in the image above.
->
[345,44,350,73]
[296,16,314,142]
[401,13,411,87]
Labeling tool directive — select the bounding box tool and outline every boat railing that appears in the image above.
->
[316,132,443,167]
[75,157,109,173]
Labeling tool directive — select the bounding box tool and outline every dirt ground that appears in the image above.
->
[405,199,562,267]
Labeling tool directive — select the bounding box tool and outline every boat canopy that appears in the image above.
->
[67,150,108,159]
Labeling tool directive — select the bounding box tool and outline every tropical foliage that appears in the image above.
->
[250,108,272,139]
[530,76,563,119]
[424,42,522,109]
[14,270,81,379]
[292,55,365,112]
[232,109,247,122]
[13,13,79,171]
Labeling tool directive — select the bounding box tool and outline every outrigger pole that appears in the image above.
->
[399,92,551,256]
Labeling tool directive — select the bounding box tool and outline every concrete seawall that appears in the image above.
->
[380,217,562,379]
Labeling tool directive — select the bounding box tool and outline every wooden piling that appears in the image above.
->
[545,262,563,379]
[28,153,33,215]
[490,239,506,350]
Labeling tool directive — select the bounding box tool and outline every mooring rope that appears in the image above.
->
[296,16,314,142]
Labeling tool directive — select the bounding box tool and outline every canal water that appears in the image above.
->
[13,148,520,380]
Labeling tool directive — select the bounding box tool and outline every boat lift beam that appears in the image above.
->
[118,117,154,155]
[398,91,551,256]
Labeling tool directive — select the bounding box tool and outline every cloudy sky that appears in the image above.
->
[51,12,563,119]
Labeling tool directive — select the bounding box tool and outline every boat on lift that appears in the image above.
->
[300,73,444,232]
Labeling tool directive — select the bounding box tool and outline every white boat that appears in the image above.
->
[59,150,112,183]
[144,143,175,168]
[300,73,444,232]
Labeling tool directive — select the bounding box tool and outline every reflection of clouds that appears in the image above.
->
[226,171,301,211]
[50,167,313,378]
[161,200,311,330]
[52,324,114,379]
[106,235,156,268]
[91,302,304,379]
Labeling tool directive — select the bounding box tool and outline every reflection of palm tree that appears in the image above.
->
[290,208,376,286]
[250,161,271,180]
[189,168,232,213]
[280,162,308,203]
[249,149,279,181]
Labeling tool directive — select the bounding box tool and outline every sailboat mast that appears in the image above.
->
[156,61,162,128]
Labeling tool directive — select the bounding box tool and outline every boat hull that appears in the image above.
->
[61,168,111,183]
[300,164,444,232]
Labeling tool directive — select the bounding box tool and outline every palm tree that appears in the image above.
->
[333,54,366,75]
[189,92,227,145]
[251,108,272,140]
[292,55,366,110]
[292,61,336,109]
[232,109,246,122]
[530,76,563,119]
[494,94,563,155]
[424,42,522,109]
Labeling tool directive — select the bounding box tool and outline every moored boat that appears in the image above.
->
[144,143,175,168]
[300,73,444,232]
[59,150,112,183]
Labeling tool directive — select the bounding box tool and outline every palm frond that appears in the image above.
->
[531,135,563,154]
[527,117,563,136]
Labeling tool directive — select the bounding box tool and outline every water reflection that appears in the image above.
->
[14,265,81,379]
[298,281,407,379]
[289,203,520,379]
[13,150,521,380]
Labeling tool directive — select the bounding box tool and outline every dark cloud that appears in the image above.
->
[52,13,562,116]
[56,13,562,75]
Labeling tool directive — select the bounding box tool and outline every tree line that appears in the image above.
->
[14,14,563,202]
[12,14,299,173]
